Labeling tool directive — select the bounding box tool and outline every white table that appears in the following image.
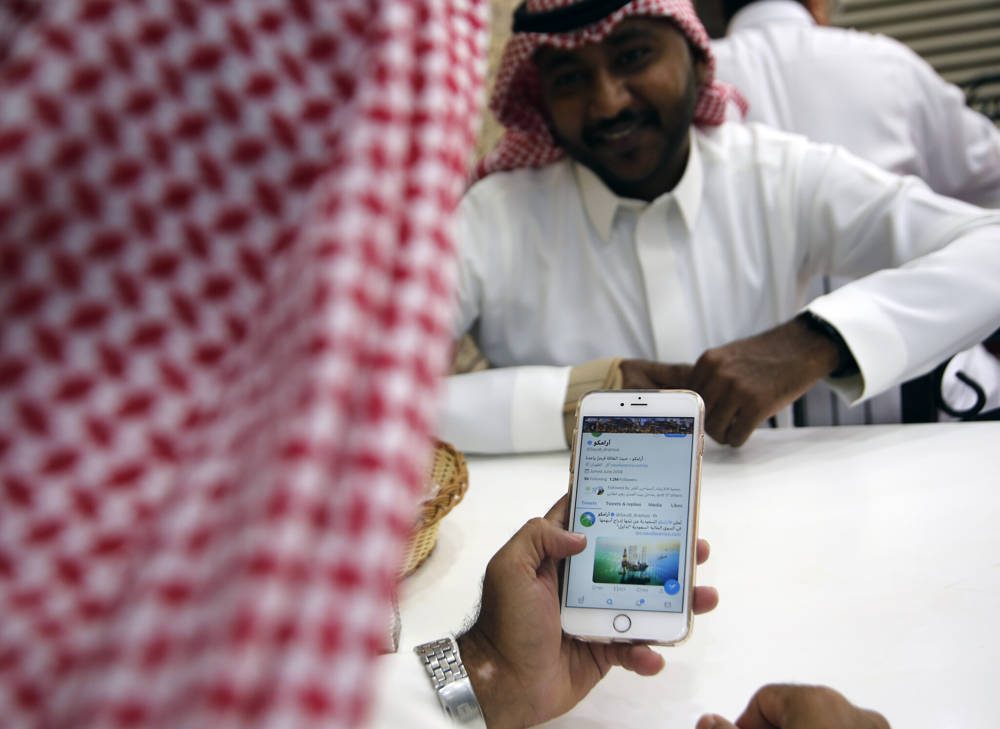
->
[399,423,1000,728]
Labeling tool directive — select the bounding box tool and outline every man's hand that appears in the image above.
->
[458,495,719,729]
[687,317,841,446]
[696,684,891,729]
[620,359,693,389]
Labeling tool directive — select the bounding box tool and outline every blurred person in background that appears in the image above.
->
[713,0,1000,207]
[710,0,1000,424]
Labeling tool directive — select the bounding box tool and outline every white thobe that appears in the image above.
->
[439,122,1000,453]
[712,0,1000,208]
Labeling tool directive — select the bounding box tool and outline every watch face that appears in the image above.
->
[438,675,485,726]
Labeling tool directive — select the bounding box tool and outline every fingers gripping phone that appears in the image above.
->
[560,390,704,645]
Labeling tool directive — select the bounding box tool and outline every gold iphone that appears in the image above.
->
[560,390,704,645]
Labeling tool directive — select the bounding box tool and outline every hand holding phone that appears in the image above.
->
[561,390,705,645]
[459,493,716,729]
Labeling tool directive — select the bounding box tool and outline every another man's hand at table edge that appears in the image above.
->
[621,315,844,447]
[696,683,892,729]
[687,315,843,446]
[456,495,719,729]
[619,315,849,446]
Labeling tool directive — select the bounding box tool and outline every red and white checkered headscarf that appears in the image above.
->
[0,1,485,727]
[475,0,745,179]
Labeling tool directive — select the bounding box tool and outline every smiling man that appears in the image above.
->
[534,17,703,200]
[439,0,1000,452]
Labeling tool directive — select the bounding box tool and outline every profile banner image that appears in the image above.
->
[592,537,680,586]
[582,415,693,436]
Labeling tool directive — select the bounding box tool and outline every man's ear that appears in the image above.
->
[806,0,831,25]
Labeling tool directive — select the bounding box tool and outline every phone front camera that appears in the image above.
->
[620,402,624,406]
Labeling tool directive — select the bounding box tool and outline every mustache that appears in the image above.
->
[582,109,657,145]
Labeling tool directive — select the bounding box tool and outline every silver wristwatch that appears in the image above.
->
[414,637,487,727]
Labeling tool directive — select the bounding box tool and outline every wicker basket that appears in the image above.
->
[399,440,469,577]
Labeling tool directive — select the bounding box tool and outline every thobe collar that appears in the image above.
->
[727,0,815,35]
[573,129,704,242]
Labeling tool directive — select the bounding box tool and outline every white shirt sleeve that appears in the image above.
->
[441,175,571,455]
[797,146,1000,404]
[365,652,453,729]
[438,366,571,453]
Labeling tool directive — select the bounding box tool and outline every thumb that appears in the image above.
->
[695,715,739,729]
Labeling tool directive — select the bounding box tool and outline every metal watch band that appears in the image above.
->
[414,637,487,727]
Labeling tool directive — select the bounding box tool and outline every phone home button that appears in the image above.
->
[612,614,631,633]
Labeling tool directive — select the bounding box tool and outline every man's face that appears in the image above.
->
[535,18,705,200]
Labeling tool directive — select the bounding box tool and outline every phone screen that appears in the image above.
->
[565,415,696,614]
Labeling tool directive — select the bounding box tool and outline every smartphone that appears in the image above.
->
[560,389,704,645]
